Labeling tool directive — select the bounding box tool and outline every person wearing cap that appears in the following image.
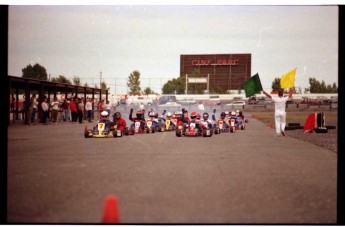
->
[212,109,229,129]
[98,110,115,131]
[262,88,294,136]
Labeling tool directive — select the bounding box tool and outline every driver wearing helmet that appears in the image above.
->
[212,109,229,128]
[200,112,213,129]
[228,110,239,127]
[147,111,159,129]
[129,108,146,130]
[189,111,203,132]
[98,110,115,131]
[112,111,127,132]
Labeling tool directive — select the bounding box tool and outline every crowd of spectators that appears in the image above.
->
[19,94,111,125]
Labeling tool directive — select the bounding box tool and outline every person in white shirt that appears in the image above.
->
[41,97,49,125]
[31,94,39,124]
[85,98,93,122]
[50,97,60,124]
[262,88,294,136]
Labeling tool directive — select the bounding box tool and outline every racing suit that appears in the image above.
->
[114,117,127,132]
[129,110,146,130]
[97,119,115,132]
[200,119,213,129]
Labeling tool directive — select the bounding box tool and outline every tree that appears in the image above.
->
[143,87,154,95]
[271,78,281,92]
[22,63,48,80]
[100,81,110,92]
[127,70,141,94]
[51,75,72,84]
[162,77,186,94]
[309,77,337,93]
[73,76,81,86]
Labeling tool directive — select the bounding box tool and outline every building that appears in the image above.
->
[180,54,251,93]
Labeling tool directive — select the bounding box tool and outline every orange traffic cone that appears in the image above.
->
[102,195,120,223]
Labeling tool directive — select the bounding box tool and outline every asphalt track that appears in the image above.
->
[7,115,337,224]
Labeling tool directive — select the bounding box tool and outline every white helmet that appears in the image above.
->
[236,110,240,115]
[231,111,236,116]
[167,112,172,117]
[101,111,109,117]
[225,111,229,115]
[149,111,155,117]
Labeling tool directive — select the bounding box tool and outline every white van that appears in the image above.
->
[128,96,153,105]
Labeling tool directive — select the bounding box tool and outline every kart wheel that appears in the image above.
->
[176,129,182,137]
[241,125,245,130]
[230,127,235,133]
[215,128,220,134]
[129,129,134,135]
[84,132,89,138]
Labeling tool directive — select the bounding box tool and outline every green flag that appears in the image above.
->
[243,73,263,97]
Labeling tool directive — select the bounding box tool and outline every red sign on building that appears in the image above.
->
[180,54,251,92]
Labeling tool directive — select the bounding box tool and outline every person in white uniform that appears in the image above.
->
[262,88,294,136]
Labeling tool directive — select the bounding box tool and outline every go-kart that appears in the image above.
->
[236,116,246,130]
[214,120,230,134]
[176,122,213,137]
[128,121,146,135]
[164,119,176,131]
[145,120,155,133]
[84,122,122,138]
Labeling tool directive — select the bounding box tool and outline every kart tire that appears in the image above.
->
[285,125,300,130]
[215,128,220,134]
[84,132,90,138]
[326,125,336,129]
[245,119,248,123]
[241,125,245,130]
[176,129,182,137]
[230,127,235,133]
[129,129,134,135]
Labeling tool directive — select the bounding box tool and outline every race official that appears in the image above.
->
[262,88,294,136]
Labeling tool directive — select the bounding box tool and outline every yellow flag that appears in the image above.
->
[280,68,296,88]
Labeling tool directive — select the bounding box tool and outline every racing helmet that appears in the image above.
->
[101,111,109,119]
[115,112,121,119]
[203,112,209,120]
[190,111,197,119]
[231,111,236,116]
[167,112,172,117]
[154,113,159,118]
[225,111,229,115]
[220,112,226,119]
[136,110,143,118]
[149,111,155,117]
[235,110,240,116]
[196,113,201,120]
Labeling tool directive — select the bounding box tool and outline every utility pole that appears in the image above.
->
[100,71,102,88]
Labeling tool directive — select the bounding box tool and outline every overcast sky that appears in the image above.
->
[8,5,338,94]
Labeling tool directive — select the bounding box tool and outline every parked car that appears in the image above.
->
[158,95,177,105]
[209,95,221,105]
[225,100,246,107]
[128,96,153,105]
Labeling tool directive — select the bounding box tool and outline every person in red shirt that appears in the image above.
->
[98,100,104,120]
[70,98,78,123]
[113,112,127,132]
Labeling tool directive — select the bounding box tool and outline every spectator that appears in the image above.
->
[61,99,71,122]
[50,97,60,124]
[23,96,32,125]
[78,98,85,123]
[31,94,39,125]
[98,100,104,120]
[41,97,49,125]
[105,100,111,116]
[85,98,93,122]
[70,98,78,123]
